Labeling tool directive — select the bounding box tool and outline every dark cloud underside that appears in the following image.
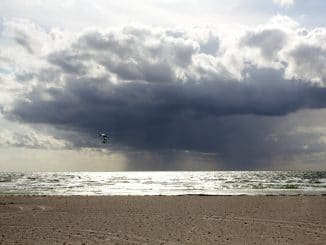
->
[3,23,326,169]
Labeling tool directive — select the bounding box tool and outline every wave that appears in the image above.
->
[0,171,325,196]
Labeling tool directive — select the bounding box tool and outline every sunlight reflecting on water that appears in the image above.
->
[0,171,325,195]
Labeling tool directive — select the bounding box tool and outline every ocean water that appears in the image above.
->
[0,171,325,196]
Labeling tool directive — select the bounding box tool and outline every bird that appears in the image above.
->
[99,133,108,144]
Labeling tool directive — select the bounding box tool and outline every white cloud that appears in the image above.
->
[273,0,294,8]
[0,115,69,149]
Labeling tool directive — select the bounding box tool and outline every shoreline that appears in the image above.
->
[0,195,325,244]
[1,192,326,196]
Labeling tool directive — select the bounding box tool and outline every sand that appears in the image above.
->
[0,195,325,244]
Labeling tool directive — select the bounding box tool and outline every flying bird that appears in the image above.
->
[99,133,108,144]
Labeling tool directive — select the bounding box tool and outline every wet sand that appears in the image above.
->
[0,195,325,244]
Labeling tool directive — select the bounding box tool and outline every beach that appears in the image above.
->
[0,196,325,244]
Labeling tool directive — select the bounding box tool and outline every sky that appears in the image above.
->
[0,0,326,171]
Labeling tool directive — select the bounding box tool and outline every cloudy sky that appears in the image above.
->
[0,0,326,171]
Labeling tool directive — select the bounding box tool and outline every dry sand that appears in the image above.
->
[0,195,325,244]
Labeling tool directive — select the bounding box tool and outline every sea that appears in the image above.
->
[0,171,325,196]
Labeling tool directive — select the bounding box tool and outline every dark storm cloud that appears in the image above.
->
[9,67,326,162]
[5,25,326,169]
